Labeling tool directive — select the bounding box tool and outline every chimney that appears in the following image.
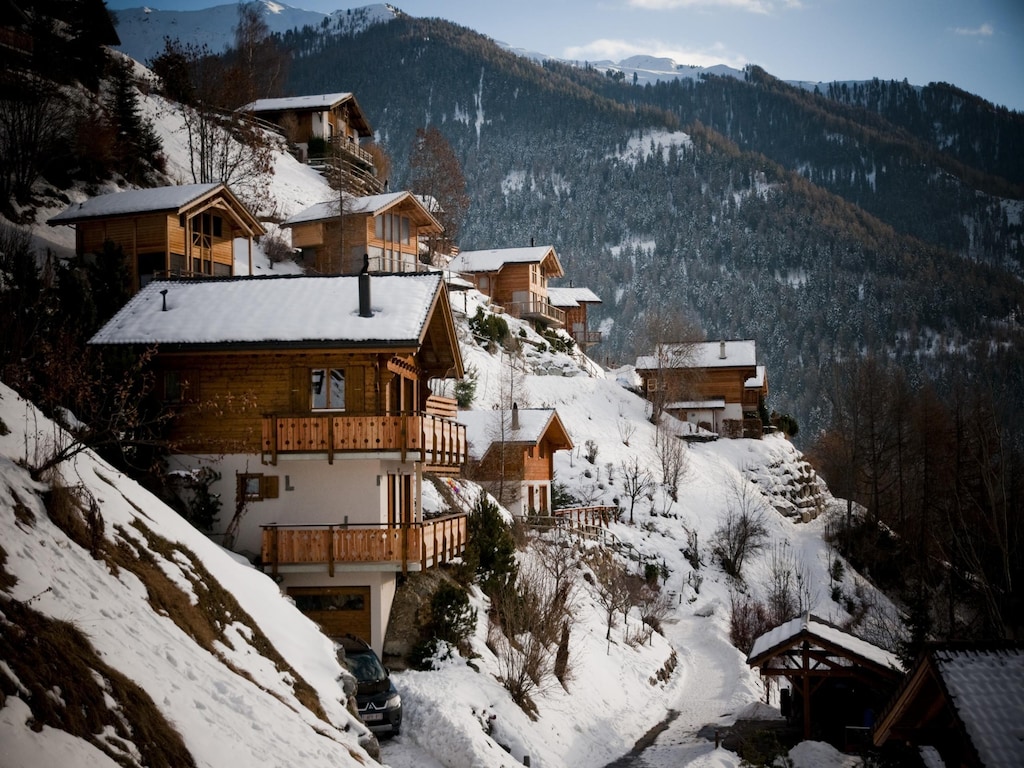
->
[359,254,373,318]
[719,340,726,359]
[511,402,519,431]
[530,237,534,247]
[160,289,168,311]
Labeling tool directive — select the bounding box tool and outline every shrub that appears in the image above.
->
[462,496,518,596]
[429,581,476,649]
[454,364,478,408]
[729,592,772,654]
[468,307,509,348]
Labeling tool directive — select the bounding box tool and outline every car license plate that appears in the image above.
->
[362,713,384,722]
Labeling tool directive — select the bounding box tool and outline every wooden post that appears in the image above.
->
[327,525,335,577]
[802,640,812,740]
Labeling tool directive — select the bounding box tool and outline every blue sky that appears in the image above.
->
[105,0,1024,111]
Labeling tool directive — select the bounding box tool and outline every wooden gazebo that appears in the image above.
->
[747,614,903,747]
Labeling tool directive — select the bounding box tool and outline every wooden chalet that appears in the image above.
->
[458,405,573,517]
[48,183,265,293]
[872,644,1024,767]
[447,244,566,328]
[89,272,467,653]
[548,285,602,349]
[635,340,768,438]
[747,614,903,750]
[241,92,381,194]
[282,191,442,276]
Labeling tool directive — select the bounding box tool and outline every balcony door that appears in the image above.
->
[387,473,413,527]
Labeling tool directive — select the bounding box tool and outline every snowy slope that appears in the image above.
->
[0,383,377,767]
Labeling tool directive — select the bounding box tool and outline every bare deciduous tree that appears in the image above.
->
[712,475,770,579]
[619,455,655,524]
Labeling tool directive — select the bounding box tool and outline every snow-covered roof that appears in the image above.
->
[665,399,727,410]
[748,615,902,672]
[458,408,568,461]
[547,286,602,307]
[448,245,561,274]
[745,365,766,389]
[636,340,757,371]
[49,183,225,223]
[243,93,354,112]
[89,274,444,348]
[932,646,1024,767]
[281,191,439,229]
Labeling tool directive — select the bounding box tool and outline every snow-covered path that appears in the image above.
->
[603,602,765,768]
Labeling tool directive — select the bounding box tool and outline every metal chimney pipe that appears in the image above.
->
[359,254,373,318]
[160,289,168,311]
[511,402,519,430]
[719,340,726,359]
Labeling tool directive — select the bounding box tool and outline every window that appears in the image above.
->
[238,473,279,502]
[311,368,345,410]
[191,213,222,249]
[163,371,195,403]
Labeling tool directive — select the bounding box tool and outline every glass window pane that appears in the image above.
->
[311,369,327,409]
[329,369,345,409]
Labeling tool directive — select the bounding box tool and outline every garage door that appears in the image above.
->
[288,586,371,641]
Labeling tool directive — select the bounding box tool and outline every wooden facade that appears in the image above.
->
[636,340,769,437]
[460,407,573,517]
[549,286,602,348]
[243,92,373,146]
[448,246,566,328]
[90,273,466,653]
[284,191,442,276]
[49,183,264,293]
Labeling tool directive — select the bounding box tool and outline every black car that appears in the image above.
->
[336,635,402,737]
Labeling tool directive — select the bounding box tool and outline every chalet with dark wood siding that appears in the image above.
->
[282,191,442,276]
[89,272,466,654]
[241,92,381,194]
[548,285,602,349]
[447,245,566,328]
[872,644,1024,767]
[458,406,573,517]
[635,340,768,438]
[48,183,265,292]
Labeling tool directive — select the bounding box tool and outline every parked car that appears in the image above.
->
[336,635,402,737]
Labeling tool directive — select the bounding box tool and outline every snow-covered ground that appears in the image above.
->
[2,67,888,767]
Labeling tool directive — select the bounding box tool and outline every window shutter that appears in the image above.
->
[262,475,279,499]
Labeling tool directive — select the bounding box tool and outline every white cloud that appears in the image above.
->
[564,37,746,68]
[953,22,994,37]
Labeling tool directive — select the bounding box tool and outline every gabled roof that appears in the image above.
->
[547,286,602,308]
[89,274,451,353]
[873,644,1024,767]
[458,408,573,461]
[636,340,757,372]
[281,191,441,231]
[241,92,373,136]
[447,245,564,278]
[48,183,264,236]
[748,614,902,674]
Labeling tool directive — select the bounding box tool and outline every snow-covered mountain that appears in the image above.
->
[112,1,399,64]
[111,1,753,88]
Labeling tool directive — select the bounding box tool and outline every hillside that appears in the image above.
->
[1,72,894,767]
[271,13,1024,446]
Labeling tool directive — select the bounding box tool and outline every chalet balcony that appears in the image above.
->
[261,411,467,467]
[505,298,565,328]
[261,513,467,575]
[571,329,603,347]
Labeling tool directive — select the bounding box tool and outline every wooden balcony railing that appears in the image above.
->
[261,411,467,466]
[504,298,566,328]
[261,513,468,575]
[571,329,603,347]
